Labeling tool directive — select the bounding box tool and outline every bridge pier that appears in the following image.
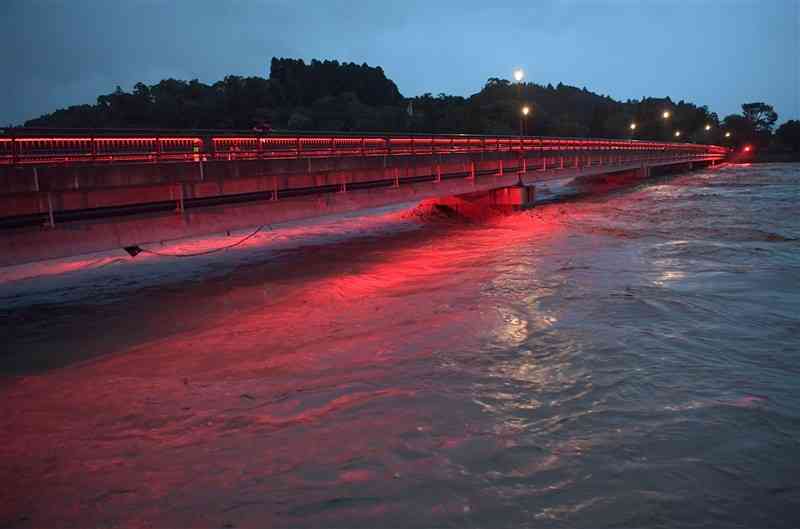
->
[430,184,536,219]
[481,184,536,209]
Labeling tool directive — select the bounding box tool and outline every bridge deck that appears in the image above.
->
[0,130,728,266]
[0,130,727,166]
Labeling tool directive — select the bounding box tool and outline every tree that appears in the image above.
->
[722,114,756,146]
[741,102,778,133]
[776,120,800,151]
[588,104,609,137]
[484,77,510,88]
[22,55,764,143]
[287,110,312,130]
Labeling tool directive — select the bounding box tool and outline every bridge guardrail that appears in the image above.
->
[0,131,729,167]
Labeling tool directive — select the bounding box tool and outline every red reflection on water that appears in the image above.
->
[0,200,578,527]
[1,167,732,527]
[0,254,131,283]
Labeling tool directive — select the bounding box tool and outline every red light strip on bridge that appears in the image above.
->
[0,133,729,166]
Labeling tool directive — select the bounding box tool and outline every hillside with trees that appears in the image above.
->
[22,57,794,152]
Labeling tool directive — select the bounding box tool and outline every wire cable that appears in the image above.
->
[140,224,271,258]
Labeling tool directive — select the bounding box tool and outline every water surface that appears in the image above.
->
[1,163,799,528]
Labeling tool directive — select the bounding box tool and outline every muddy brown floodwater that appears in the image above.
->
[1,163,799,528]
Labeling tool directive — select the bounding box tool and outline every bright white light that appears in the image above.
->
[674,131,681,137]
[513,68,525,82]
[705,124,711,131]
[629,122,637,130]
[662,111,671,119]
[522,106,530,116]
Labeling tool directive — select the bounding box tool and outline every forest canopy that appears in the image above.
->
[22,57,790,150]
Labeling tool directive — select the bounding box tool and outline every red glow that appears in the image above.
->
[0,187,732,526]
[743,145,752,152]
[0,132,729,166]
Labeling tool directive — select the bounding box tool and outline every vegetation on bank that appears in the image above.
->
[21,57,800,152]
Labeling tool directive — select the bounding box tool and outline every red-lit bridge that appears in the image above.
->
[0,129,729,266]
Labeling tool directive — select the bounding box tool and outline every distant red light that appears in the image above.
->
[743,145,752,152]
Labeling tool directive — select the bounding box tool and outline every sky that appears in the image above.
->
[1,0,798,126]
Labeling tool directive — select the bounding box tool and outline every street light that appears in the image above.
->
[629,122,637,130]
[662,111,671,119]
[520,105,530,136]
[704,124,712,131]
[724,131,732,138]
[514,68,526,134]
[674,130,682,138]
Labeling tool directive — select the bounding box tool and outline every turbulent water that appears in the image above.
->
[1,163,799,529]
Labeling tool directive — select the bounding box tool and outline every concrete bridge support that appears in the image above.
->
[431,184,537,218]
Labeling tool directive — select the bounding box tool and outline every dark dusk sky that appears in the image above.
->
[1,0,798,126]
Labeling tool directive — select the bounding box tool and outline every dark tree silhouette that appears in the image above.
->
[776,120,800,151]
[721,114,756,146]
[20,56,778,149]
[741,102,778,133]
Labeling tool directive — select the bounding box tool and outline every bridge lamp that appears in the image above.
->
[629,122,637,131]
[674,130,682,138]
[662,111,671,119]
[513,68,525,111]
[520,105,531,136]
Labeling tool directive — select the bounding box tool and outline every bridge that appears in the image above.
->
[0,129,729,266]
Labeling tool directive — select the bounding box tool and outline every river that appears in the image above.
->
[1,163,799,528]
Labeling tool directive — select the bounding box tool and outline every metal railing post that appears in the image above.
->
[11,136,18,166]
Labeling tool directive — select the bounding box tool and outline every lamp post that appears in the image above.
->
[723,131,733,147]
[513,68,525,101]
[659,111,672,141]
[674,130,682,139]
[521,105,530,136]
[513,68,525,135]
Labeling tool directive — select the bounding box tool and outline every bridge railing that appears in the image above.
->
[0,130,729,166]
